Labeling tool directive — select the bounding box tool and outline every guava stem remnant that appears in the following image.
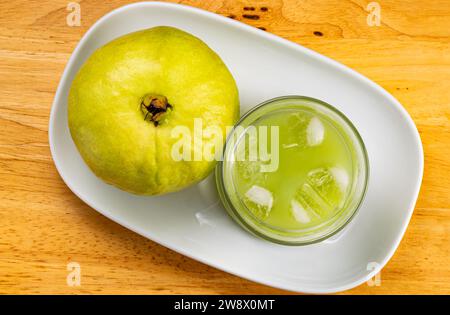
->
[140,94,172,126]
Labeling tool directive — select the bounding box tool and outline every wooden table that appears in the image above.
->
[1,0,449,294]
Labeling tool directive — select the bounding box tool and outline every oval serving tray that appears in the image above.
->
[49,2,423,293]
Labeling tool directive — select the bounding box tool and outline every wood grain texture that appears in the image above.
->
[0,0,449,294]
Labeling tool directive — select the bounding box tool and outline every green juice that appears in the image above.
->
[234,108,354,230]
[217,96,368,245]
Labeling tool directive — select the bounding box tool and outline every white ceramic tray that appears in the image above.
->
[49,2,423,293]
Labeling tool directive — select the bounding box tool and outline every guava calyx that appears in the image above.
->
[140,94,173,126]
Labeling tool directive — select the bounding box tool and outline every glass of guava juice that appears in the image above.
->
[216,96,369,245]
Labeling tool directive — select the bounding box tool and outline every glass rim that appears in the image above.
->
[216,95,370,246]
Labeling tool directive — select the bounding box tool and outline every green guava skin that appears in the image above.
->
[68,26,239,195]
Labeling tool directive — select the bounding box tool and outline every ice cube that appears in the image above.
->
[245,185,273,211]
[330,167,349,192]
[290,200,311,223]
[306,117,324,146]
[243,185,273,219]
[234,133,267,181]
[286,113,309,147]
[236,160,261,180]
[285,114,325,148]
[282,143,299,149]
[293,167,350,218]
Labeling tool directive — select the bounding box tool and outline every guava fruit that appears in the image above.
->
[68,26,239,195]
